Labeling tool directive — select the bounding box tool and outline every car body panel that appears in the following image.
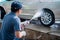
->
[0,0,60,20]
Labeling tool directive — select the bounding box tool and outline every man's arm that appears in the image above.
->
[13,17,24,38]
[15,31,22,38]
[13,17,29,38]
[15,31,26,38]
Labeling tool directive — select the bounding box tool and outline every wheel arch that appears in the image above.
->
[0,6,6,19]
[42,8,54,13]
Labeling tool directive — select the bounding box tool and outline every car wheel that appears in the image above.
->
[38,8,55,26]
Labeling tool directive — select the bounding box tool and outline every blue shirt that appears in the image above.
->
[1,12,21,40]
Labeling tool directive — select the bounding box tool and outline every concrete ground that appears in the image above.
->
[23,20,60,40]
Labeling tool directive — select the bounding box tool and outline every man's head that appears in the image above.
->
[11,1,22,15]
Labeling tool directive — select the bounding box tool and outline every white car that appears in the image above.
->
[0,0,60,26]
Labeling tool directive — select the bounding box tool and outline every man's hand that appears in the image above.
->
[21,21,30,30]
[20,31,26,36]
[23,21,30,25]
[15,31,26,38]
[21,21,30,26]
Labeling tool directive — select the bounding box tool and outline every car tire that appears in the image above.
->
[0,6,6,19]
[38,8,55,26]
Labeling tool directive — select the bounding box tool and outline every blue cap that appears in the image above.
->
[11,1,22,10]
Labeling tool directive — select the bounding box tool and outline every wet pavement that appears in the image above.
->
[25,20,60,36]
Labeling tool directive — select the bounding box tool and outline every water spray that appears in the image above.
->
[29,10,43,22]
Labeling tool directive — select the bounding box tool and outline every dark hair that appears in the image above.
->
[11,1,22,12]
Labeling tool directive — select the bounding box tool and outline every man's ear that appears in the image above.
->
[19,9,22,14]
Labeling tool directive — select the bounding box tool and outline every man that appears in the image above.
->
[1,1,29,40]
